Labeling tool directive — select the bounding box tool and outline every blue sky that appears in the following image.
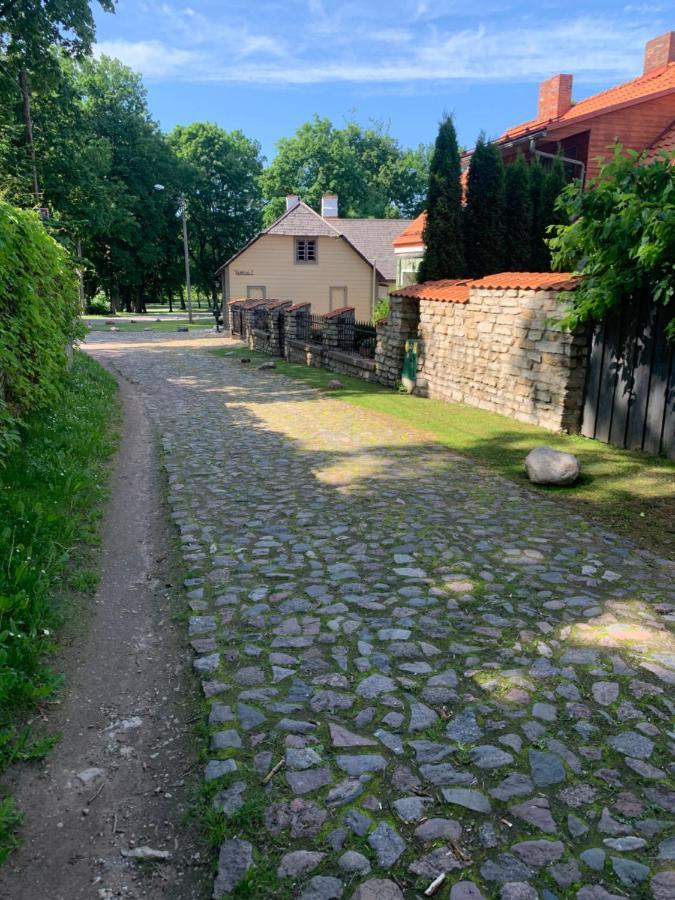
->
[94,1,670,159]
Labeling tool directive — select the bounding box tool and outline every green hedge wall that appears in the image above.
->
[0,201,81,460]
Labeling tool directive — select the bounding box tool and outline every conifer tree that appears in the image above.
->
[538,157,567,268]
[464,135,505,277]
[418,115,465,282]
[529,155,546,270]
[503,151,533,270]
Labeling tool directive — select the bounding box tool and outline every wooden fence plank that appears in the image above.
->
[661,349,675,460]
[643,303,671,456]
[625,300,656,451]
[581,323,604,439]
[593,312,622,444]
[609,305,641,448]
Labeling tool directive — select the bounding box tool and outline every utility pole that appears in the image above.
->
[180,194,193,324]
[19,69,40,206]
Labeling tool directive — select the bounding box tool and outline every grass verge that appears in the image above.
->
[211,346,675,558]
[0,352,119,862]
[84,317,213,333]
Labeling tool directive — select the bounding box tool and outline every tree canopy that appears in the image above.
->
[464,135,505,277]
[169,123,263,301]
[260,116,429,225]
[418,115,465,282]
[549,146,675,337]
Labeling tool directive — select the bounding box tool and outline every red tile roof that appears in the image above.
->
[391,272,579,302]
[498,62,675,144]
[392,212,426,248]
[470,272,580,290]
[391,279,472,303]
[324,306,354,318]
[644,118,675,161]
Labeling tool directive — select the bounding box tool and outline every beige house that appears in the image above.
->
[218,195,408,320]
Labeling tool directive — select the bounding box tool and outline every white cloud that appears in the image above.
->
[94,8,653,88]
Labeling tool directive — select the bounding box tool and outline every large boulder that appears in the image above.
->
[525,446,580,486]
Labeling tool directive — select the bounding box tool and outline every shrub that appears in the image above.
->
[373,296,389,324]
[86,292,110,315]
[0,200,81,462]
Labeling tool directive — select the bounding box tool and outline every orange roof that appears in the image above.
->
[391,279,471,303]
[391,272,579,302]
[499,61,675,143]
[644,119,675,161]
[469,272,580,290]
[392,212,426,248]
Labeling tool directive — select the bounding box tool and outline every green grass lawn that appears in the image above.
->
[84,317,213,333]
[0,353,119,862]
[211,347,675,558]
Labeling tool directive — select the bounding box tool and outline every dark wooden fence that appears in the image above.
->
[581,298,674,459]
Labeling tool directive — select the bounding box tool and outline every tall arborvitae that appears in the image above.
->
[538,157,567,269]
[464,134,505,277]
[418,115,465,282]
[503,151,533,271]
[529,155,546,270]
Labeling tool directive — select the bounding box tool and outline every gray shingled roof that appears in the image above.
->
[218,201,409,281]
[332,218,409,282]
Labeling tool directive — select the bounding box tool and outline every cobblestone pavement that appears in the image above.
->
[87,332,675,900]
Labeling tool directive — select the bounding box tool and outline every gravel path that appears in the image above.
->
[87,331,675,900]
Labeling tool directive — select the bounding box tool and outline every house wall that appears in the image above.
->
[414,289,589,432]
[549,94,675,181]
[225,233,380,320]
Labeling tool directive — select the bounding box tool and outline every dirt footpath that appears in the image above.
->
[0,358,209,900]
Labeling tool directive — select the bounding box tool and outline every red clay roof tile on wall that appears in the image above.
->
[390,279,472,303]
[469,272,580,290]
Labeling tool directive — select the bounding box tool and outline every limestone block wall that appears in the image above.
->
[415,288,589,432]
[375,295,420,387]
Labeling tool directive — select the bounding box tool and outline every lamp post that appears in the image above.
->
[154,184,193,324]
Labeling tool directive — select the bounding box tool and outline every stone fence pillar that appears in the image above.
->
[245,301,268,349]
[323,306,355,351]
[284,303,311,345]
[375,294,420,386]
[267,300,292,356]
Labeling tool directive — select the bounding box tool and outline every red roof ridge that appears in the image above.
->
[391,272,580,302]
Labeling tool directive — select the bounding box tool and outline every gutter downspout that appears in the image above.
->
[529,138,586,188]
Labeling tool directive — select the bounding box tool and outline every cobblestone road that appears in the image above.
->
[88,332,675,900]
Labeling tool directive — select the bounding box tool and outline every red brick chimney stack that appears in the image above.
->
[643,31,675,74]
[537,74,573,121]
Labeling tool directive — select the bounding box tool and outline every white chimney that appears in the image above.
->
[286,194,300,211]
[321,194,338,218]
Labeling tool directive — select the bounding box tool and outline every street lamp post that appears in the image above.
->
[155,184,193,324]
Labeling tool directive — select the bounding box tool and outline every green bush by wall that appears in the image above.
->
[0,201,81,460]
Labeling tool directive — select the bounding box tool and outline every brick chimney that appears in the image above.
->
[537,74,573,121]
[286,194,300,211]
[644,31,675,74]
[321,194,338,217]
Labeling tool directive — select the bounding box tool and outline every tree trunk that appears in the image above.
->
[168,291,173,313]
[111,283,119,315]
[180,287,186,310]
[19,70,40,206]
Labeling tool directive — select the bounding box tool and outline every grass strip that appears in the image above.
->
[210,346,674,558]
[0,352,119,862]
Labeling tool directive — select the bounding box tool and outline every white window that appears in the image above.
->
[295,238,317,263]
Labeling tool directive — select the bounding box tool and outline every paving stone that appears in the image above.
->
[511,840,564,867]
[480,853,532,883]
[212,839,252,897]
[287,767,333,795]
[470,745,514,769]
[441,788,491,813]
[607,730,654,759]
[392,796,430,822]
[651,871,675,900]
[580,848,606,871]
[490,774,534,801]
[351,879,404,900]
[212,781,246,817]
[210,729,241,750]
[326,779,363,806]
[368,822,406,868]
[355,674,397,698]
[204,759,237,781]
[450,883,486,900]
[336,754,386,776]
[529,749,566,785]
[414,817,462,842]
[277,850,325,878]
[338,850,370,874]
[509,797,557,833]
[343,808,371,836]
[329,723,376,747]
[408,847,465,877]
[500,885,537,900]
[299,875,343,899]
[446,709,483,743]
[611,856,650,886]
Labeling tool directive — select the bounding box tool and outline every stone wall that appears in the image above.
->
[415,288,589,431]
[375,295,419,387]
[285,339,377,381]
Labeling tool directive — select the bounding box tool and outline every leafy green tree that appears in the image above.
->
[417,115,464,282]
[503,152,532,271]
[529,155,567,270]
[260,116,429,225]
[464,135,505,277]
[549,146,675,337]
[169,123,263,302]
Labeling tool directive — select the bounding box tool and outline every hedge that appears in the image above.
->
[0,200,81,460]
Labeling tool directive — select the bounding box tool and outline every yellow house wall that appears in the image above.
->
[225,234,383,319]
